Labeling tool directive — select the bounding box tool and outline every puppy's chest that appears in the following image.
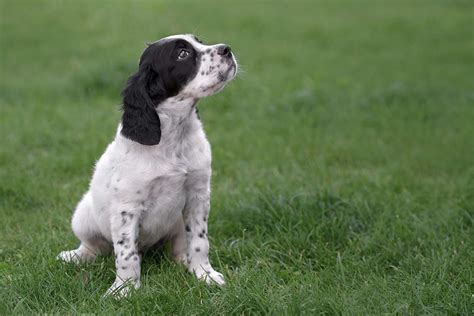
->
[139,173,187,233]
[139,136,209,206]
[130,146,209,201]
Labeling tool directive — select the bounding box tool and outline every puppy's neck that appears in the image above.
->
[157,96,197,118]
[156,96,201,145]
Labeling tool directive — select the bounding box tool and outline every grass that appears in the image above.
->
[1,0,473,314]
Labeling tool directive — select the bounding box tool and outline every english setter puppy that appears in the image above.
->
[57,34,238,297]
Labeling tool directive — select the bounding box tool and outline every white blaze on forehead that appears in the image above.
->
[155,34,214,51]
[160,34,193,42]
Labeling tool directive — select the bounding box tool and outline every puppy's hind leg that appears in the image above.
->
[170,216,188,265]
[57,191,110,263]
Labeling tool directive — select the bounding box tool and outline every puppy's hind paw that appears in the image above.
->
[57,250,82,264]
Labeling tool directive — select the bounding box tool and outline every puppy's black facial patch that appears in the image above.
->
[121,37,201,146]
[142,39,200,99]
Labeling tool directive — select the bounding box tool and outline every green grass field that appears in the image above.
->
[1,0,473,314]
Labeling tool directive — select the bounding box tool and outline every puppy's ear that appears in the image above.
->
[121,65,162,146]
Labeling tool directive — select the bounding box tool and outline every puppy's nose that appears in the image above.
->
[217,45,232,57]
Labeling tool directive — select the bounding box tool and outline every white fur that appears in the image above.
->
[57,34,237,297]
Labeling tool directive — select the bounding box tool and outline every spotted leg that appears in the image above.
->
[104,207,142,298]
[181,171,225,286]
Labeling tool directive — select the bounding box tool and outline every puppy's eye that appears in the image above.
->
[177,49,190,60]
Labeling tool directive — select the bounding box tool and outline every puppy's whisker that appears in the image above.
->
[236,65,247,77]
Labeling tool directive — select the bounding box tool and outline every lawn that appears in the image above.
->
[1,0,473,314]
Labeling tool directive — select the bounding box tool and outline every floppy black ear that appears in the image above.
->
[121,66,162,145]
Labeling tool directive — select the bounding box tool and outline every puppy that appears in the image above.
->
[57,34,238,297]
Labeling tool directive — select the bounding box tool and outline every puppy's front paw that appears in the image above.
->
[194,267,225,286]
[103,279,140,299]
[204,270,225,286]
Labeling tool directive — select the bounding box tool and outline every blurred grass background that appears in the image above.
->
[1,0,473,314]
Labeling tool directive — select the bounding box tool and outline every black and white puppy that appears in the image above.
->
[57,34,238,297]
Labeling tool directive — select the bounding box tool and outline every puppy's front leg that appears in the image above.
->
[104,208,141,298]
[183,172,225,286]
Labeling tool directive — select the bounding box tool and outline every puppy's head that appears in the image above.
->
[121,34,238,145]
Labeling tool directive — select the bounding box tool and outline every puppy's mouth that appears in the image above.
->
[201,59,237,94]
[217,63,236,83]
